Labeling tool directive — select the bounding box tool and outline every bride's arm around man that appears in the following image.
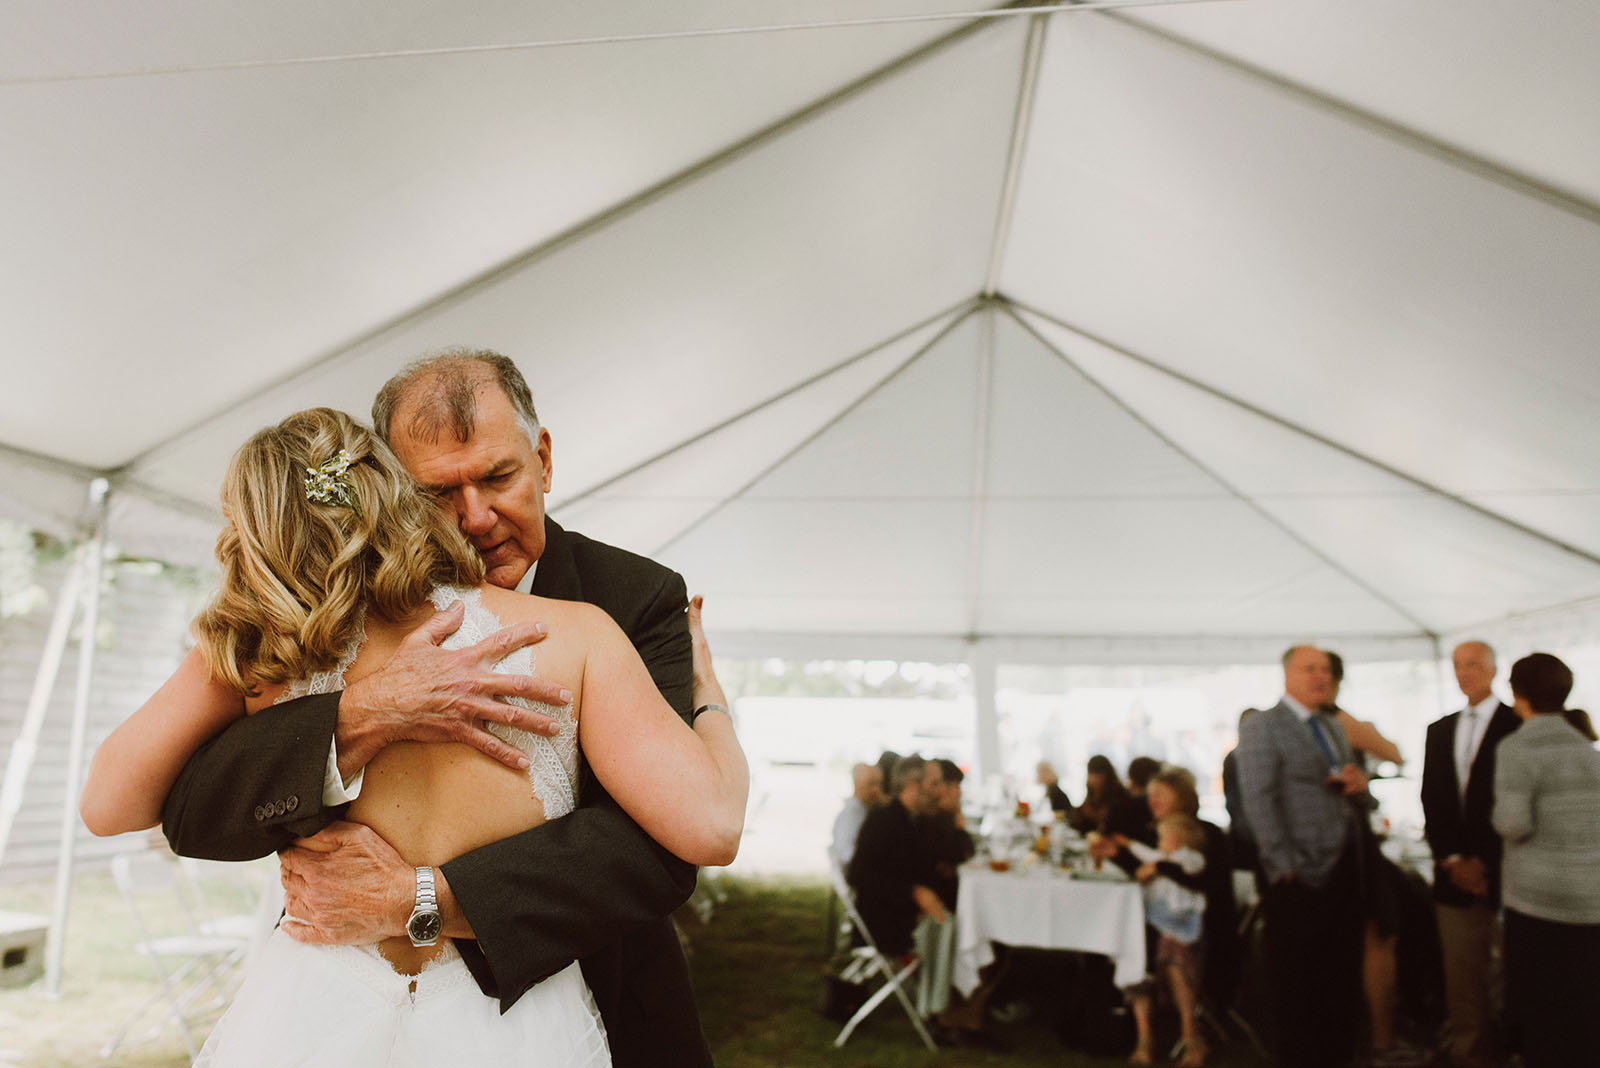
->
[80,352,743,1067]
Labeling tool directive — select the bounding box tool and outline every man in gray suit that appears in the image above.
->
[1238,645,1369,1068]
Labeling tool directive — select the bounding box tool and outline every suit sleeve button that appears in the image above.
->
[286,795,299,813]
[273,799,287,816]
[253,805,266,821]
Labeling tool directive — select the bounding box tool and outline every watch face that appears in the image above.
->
[407,911,443,944]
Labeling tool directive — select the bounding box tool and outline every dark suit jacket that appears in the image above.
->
[1420,701,1519,907]
[847,800,936,957]
[161,518,711,1067]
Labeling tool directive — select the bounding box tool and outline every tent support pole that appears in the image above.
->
[0,540,88,869]
[45,478,111,997]
[964,308,999,634]
[971,642,1002,784]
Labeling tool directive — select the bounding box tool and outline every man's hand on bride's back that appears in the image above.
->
[333,601,570,777]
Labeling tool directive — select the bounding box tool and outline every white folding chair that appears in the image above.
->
[101,850,249,1062]
[826,858,937,1051]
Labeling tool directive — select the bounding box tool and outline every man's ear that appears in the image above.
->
[537,427,554,492]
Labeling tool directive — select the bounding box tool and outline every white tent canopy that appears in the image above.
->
[5,0,1600,664]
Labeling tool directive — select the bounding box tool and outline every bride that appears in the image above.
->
[79,407,749,1066]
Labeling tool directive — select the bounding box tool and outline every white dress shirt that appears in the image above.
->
[1456,694,1499,798]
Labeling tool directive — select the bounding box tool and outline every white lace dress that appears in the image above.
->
[195,587,610,1068]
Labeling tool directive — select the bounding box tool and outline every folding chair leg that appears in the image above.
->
[833,958,937,1051]
[1228,1007,1269,1058]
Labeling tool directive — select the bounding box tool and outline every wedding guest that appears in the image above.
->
[1037,760,1074,814]
[1326,651,1418,1067]
[1103,756,1161,843]
[1071,754,1129,834]
[1492,653,1600,1068]
[847,755,944,957]
[1238,645,1368,1068]
[1421,640,1519,1068]
[1108,765,1238,1066]
[918,759,974,912]
[829,763,884,867]
[1325,651,1406,767]
[1221,708,1260,872]
[1126,813,1210,1067]
[875,750,903,795]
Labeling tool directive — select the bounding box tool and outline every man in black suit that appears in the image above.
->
[847,755,945,958]
[1421,640,1520,1068]
[161,351,717,1067]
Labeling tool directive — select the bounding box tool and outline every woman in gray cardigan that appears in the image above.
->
[1492,652,1600,1068]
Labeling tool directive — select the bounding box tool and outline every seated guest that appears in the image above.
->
[1103,756,1162,845]
[918,759,975,911]
[914,759,975,1028]
[1110,766,1237,1067]
[1126,813,1210,1067]
[847,755,944,958]
[1037,760,1074,814]
[1071,754,1128,834]
[829,762,884,867]
[1493,653,1600,1068]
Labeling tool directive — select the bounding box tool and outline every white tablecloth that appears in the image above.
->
[953,864,1147,993]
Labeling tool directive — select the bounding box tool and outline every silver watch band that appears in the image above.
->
[415,866,436,910]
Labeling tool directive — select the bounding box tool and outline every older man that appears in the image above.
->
[829,762,883,867]
[1238,645,1369,1068]
[160,350,720,1067]
[1421,640,1519,1068]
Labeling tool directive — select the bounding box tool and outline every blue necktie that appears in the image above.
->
[1307,714,1340,770]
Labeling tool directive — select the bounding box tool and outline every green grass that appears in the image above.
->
[3,869,1268,1067]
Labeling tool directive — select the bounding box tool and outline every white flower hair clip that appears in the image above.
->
[304,449,361,517]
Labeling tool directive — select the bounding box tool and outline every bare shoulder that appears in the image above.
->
[476,585,612,634]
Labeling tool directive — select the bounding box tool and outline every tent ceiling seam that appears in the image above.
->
[0,440,109,485]
[2,1,1229,88]
[1000,301,1440,638]
[552,296,981,512]
[1010,297,1600,572]
[982,11,1050,297]
[1444,590,1600,641]
[1105,10,1600,226]
[111,10,1014,481]
[648,303,985,558]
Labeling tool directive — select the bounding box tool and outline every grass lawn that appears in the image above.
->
[2,869,1269,1067]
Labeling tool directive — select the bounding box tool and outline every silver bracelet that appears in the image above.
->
[691,702,727,724]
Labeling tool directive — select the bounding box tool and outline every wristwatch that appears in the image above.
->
[406,866,442,947]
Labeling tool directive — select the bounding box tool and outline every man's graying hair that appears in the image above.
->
[371,348,540,447]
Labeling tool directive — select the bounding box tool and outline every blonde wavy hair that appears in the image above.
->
[194,407,484,694]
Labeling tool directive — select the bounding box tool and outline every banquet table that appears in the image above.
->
[953,862,1147,993]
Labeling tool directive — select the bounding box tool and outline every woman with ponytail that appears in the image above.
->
[1493,652,1600,1068]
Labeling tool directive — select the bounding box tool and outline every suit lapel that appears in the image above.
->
[1441,711,1465,800]
[530,517,582,601]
